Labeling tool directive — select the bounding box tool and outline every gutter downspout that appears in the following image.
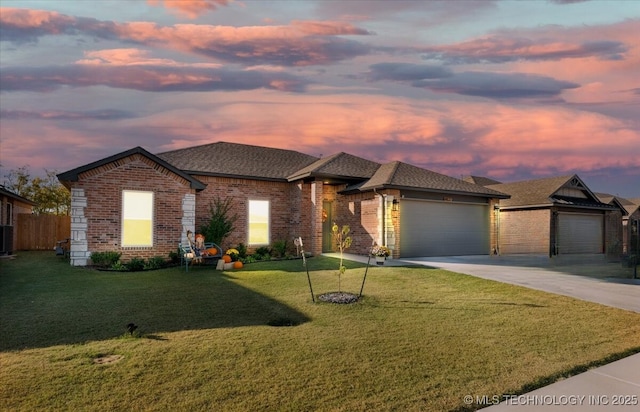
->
[374,189,384,247]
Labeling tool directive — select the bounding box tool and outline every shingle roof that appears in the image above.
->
[620,197,640,216]
[595,192,629,216]
[486,175,574,207]
[487,175,613,209]
[288,152,380,181]
[57,146,206,190]
[360,161,509,198]
[157,142,318,181]
[462,175,503,186]
[0,186,37,206]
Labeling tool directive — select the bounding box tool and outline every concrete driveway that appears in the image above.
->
[399,255,640,313]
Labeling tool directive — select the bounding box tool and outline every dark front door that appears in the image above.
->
[322,201,333,252]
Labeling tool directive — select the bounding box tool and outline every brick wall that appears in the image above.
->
[605,209,623,260]
[72,154,194,262]
[192,175,316,254]
[498,208,550,254]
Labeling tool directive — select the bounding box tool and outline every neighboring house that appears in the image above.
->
[479,175,623,257]
[57,142,508,266]
[0,186,36,255]
[619,198,640,255]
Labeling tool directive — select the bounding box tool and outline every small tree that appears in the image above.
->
[200,197,238,246]
[332,223,352,292]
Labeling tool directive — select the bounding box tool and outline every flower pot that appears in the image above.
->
[375,256,385,265]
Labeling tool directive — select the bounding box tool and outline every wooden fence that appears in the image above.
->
[17,214,71,251]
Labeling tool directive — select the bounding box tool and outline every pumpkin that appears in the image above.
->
[233,261,243,269]
[207,247,218,255]
[222,255,232,263]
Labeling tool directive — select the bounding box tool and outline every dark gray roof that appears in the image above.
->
[487,175,613,210]
[0,186,37,206]
[463,175,503,186]
[157,142,318,181]
[288,152,380,181]
[57,146,206,190]
[360,161,510,198]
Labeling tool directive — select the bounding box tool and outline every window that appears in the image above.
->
[4,203,12,226]
[248,200,269,245]
[122,190,154,247]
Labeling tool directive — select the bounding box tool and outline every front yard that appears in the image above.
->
[1,252,639,411]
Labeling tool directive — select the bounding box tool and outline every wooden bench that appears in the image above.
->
[179,242,223,271]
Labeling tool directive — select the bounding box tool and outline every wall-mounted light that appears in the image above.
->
[392,198,399,212]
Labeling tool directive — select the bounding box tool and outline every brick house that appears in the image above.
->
[619,198,640,255]
[598,196,640,256]
[471,175,623,257]
[0,186,36,255]
[57,142,508,266]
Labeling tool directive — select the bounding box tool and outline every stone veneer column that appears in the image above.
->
[69,188,90,266]
[181,194,196,245]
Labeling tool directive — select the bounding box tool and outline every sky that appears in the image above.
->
[0,0,638,199]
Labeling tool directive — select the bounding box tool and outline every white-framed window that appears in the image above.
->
[121,190,154,247]
[248,199,269,245]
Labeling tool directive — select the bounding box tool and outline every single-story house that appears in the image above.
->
[57,142,509,266]
[596,193,640,255]
[470,175,623,257]
[0,185,36,255]
[617,197,640,255]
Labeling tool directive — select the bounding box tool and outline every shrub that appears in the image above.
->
[126,257,146,272]
[168,249,180,264]
[110,262,127,271]
[145,256,166,270]
[200,197,238,246]
[272,240,287,258]
[255,246,271,256]
[236,243,248,259]
[91,251,121,268]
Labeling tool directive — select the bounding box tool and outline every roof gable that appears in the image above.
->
[288,152,380,181]
[487,175,612,209]
[57,147,206,190]
[158,142,318,181]
[595,192,629,216]
[360,161,509,198]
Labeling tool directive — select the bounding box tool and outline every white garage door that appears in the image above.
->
[558,213,603,254]
[400,200,489,257]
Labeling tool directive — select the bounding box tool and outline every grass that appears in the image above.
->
[1,252,639,411]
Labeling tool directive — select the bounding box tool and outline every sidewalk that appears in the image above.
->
[327,253,640,411]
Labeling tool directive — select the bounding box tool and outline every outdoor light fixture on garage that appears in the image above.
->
[392,198,399,212]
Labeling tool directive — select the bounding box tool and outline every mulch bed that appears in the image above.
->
[318,292,360,304]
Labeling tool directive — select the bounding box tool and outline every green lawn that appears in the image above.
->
[1,252,639,411]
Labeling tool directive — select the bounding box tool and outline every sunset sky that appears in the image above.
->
[1,0,638,198]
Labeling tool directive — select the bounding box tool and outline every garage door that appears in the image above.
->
[400,200,489,257]
[558,213,603,254]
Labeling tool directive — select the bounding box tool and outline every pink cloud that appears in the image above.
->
[0,8,372,66]
[147,0,231,19]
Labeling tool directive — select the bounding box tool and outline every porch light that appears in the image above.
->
[392,199,399,212]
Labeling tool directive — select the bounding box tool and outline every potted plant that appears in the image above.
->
[371,245,391,265]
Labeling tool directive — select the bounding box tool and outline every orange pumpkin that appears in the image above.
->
[207,247,218,255]
[233,261,243,269]
[222,255,232,263]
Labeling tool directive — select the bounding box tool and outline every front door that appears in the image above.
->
[322,201,333,252]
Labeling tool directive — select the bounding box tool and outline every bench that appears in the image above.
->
[179,242,223,271]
